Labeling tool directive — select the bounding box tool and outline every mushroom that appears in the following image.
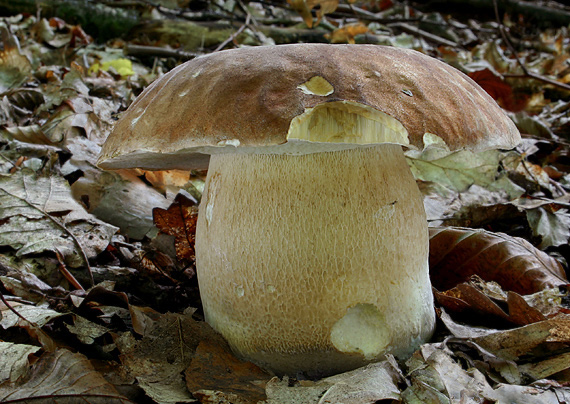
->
[98,44,520,376]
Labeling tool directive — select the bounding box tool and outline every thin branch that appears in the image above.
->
[214,13,251,51]
[55,250,85,291]
[493,0,570,92]
[0,290,31,323]
[388,22,458,47]
[3,176,95,287]
[124,44,199,60]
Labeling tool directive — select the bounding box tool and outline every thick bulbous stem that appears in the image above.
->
[195,145,435,376]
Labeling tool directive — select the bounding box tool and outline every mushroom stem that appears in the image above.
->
[195,144,435,376]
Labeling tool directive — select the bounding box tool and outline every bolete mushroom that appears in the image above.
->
[98,44,520,376]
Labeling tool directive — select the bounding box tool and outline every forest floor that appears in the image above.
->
[2,0,570,403]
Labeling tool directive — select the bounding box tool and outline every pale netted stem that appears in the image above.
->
[195,145,435,376]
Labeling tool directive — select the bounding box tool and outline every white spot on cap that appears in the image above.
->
[297,76,334,96]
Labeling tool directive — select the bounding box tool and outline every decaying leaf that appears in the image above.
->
[325,23,369,44]
[0,125,58,146]
[474,315,570,361]
[0,299,62,350]
[403,342,570,404]
[72,169,173,240]
[429,226,567,295]
[407,149,509,193]
[468,68,527,112]
[186,338,270,403]
[287,0,339,28]
[526,206,570,249]
[66,315,110,345]
[265,360,403,404]
[433,279,557,327]
[0,169,117,267]
[0,300,66,330]
[0,348,132,403]
[153,194,198,263]
[0,341,41,383]
[118,311,206,404]
[0,27,33,92]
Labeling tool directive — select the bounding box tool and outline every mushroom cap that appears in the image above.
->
[97,44,520,170]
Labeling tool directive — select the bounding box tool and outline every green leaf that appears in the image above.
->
[406,149,505,193]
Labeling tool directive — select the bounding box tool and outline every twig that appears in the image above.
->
[503,73,570,92]
[493,0,570,92]
[388,22,458,47]
[2,178,95,287]
[214,13,251,51]
[55,250,85,291]
[125,44,199,60]
[0,290,31,323]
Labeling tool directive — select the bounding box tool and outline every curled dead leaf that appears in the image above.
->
[468,68,528,112]
[0,349,132,403]
[429,226,567,295]
[287,0,339,28]
[153,194,198,263]
[325,23,369,44]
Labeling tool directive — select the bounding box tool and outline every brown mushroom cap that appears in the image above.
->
[97,44,520,171]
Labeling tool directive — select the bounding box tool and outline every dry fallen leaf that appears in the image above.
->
[403,340,570,403]
[325,23,369,44]
[287,0,339,28]
[474,315,570,361]
[429,226,567,295]
[0,169,117,268]
[0,348,132,403]
[0,341,41,383]
[433,278,555,327]
[153,194,198,263]
[468,68,527,112]
[265,360,403,404]
[117,311,205,403]
[186,338,270,403]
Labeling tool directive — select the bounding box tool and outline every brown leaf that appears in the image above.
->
[429,226,567,295]
[325,23,369,44]
[0,349,132,403]
[506,291,548,325]
[468,68,527,112]
[118,312,205,403]
[288,0,315,27]
[153,193,198,263]
[186,338,270,403]
[474,315,570,362]
[435,277,567,327]
[287,0,339,28]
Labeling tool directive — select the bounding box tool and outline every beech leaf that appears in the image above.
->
[429,226,567,295]
[0,169,117,267]
[468,68,527,112]
[0,341,41,383]
[406,149,506,193]
[186,338,270,403]
[0,348,132,403]
[526,207,570,249]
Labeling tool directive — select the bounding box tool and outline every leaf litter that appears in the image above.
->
[1,1,570,403]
